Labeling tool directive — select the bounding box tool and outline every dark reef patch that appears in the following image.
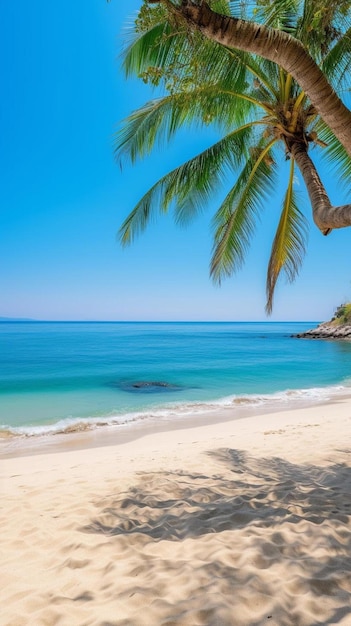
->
[108,380,184,394]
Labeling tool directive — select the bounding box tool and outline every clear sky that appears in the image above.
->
[1,0,350,321]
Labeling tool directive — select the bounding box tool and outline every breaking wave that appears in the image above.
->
[1,382,350,439]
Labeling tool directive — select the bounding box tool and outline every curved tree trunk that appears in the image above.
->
[174,1,351,158]
[290,142,351,234]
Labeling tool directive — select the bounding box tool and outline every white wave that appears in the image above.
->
[1,382,350,438]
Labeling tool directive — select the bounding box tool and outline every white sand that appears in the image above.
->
[2,399,351,626]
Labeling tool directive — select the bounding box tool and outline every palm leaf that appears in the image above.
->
[321,27,351,90]
[116,95,188,164]
[209,0,233,15]
[210,138,278,282]
[170,123,262,223]
[266,158,308,314]
[122,3,284,103]
[316,120,351,193]
[254,0,300,33]
[115,87,265,164]
[118,123,259,244]
[297,0,351,60]
[119,178,163,246]
[124,22,252,95]
[122,21,174,79]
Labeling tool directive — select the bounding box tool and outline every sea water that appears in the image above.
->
[1,321,350,438]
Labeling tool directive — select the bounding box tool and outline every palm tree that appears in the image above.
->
[116,0,351,311]
[143,0,351,158]
[173,0,351,158]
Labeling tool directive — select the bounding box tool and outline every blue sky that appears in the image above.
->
[1,0,350,321]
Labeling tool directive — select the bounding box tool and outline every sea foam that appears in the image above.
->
[1,382,349,439]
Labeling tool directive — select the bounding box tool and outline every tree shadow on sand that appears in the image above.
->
[82,448,351,540]
[80,448,351,625]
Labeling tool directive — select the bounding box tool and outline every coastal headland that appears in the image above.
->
[294,303,351,339]
[2,399,351,625]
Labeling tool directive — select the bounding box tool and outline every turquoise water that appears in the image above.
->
[1,321,351,437]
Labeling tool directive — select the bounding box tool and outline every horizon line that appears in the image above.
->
[0,318,318,324]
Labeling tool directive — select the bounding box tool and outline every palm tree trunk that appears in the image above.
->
[290,142,351,233]
[175,1,351,158]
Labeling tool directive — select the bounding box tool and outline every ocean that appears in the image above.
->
[1,321,350,440]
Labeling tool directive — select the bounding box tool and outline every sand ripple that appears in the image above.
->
[2,449,350,625]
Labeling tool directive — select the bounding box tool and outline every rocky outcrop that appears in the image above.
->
[294,323,351,339]
[294,302,351,339]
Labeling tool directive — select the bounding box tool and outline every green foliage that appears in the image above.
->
[321,27,351,91]
[254,0,351,58]
[266,158,308,313]
[134,2,167,33]
[119,123,255,244]
[316,121,351,194]
[297,0,351,58]
[210,138,278,282]
[116,0,351,312]
[253,0,301,33]
[332,303,351,324]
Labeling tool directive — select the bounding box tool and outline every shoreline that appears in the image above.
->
[3,395,351,473]
[2,398,351,625]
[2,385,351,459]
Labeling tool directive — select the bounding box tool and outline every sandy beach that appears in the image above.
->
[2,399,351,626]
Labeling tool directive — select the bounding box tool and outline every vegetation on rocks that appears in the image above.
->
[295,302,351,338]
[331,302,351,325]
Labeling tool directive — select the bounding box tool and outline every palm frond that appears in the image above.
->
[171,123,262,224]
[210,139,278,282]
[254,0,301,33]
[297,0,351,60]
[229,0,269,20]
[252,57,282,93]
[123,21,253,96]
[209,0,232,15]
[118,123,259,244]
[115,87,264,164]
[119,178,163,246]
[186,38,249,93]
[266,158,308,314]
[122,3,286,104]
[316,120,351,193]
[321,28,351,90]
[122,21,174,79]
